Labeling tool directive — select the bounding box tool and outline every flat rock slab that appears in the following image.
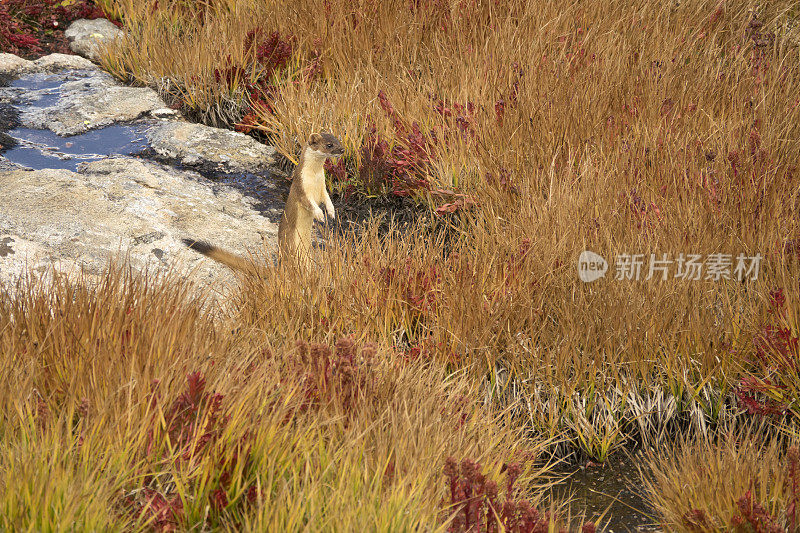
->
[0,53,95,76]
[0,158,277,290]
[18,70,166,136]
[0,53,285,291]
[64,18,123,62]
[1,52,168,136]
[147,121,277,174]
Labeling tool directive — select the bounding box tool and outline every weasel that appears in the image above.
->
[277,131,344,265]
[182,131,344,272]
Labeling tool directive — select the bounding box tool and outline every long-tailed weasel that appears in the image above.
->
[277,132,344,264]
[182,132,344,272]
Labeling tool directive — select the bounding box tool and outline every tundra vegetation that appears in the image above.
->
[2,0,800,530]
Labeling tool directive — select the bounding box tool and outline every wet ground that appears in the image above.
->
[3,125,151,171]
[551,453,661,532]
[1,71,152,169]
[0,69,289,223]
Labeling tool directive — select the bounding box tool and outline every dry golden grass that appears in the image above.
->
[96,0,800,458]
[8,0,800,527]
[642,427,798,531]
[0,267,567,531]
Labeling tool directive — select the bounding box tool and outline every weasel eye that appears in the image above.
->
[327,143,333,148]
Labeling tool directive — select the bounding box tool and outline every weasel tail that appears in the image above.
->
[181,239,262,276]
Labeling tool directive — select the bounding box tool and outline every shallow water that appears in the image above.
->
[9,72,66,108]
[551,453,661,532]
[1,69,152,170]
[3,125,150,171]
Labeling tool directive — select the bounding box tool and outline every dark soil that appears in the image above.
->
[0,104,21,131]
[331,191,430,235]
[0,104,21,152]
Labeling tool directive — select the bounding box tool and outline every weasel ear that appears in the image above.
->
[309,133,322,145]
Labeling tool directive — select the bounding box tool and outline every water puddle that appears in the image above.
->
[8,74,64,107]
[7,71,85,108]
[1,69,154,171]
[3,125,150,171]
[551,454,660,532]
[9,72,66,92]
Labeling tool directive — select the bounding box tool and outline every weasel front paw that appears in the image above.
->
[326,205,336,220]
[313,206,326,221]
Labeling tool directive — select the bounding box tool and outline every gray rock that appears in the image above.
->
[0,155,27,172]
[0,53,95,77]
[147,121,276,174]
[0,53,96,76]
[0,158,277,290]
[0,54,35,76]
[33,53,95,72]
[18,69,165,135]
[65,19,123,62]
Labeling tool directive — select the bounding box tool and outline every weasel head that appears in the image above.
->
[306,132,345,161]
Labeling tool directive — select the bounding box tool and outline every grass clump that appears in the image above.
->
[0,266,580,531]
[643,428,800,532]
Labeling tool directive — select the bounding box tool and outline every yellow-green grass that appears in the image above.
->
[642,426,799,531]
[0,267,569,531]
[7,0,800,527]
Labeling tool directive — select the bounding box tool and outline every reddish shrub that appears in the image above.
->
[736,289,800,419]
[291,338,379,415]
[345,91,439,197]
[733,489,784,533]
[0,0,106,58]
[442,457,595,532]
[131,372,260,529]
[245,29,294,77]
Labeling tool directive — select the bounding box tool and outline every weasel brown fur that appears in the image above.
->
[277,132,344,266]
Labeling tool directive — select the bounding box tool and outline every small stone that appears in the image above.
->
[0,54,35,76]
[33,53,95,72]
[64,19,123,62]
[150,108,180,118]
